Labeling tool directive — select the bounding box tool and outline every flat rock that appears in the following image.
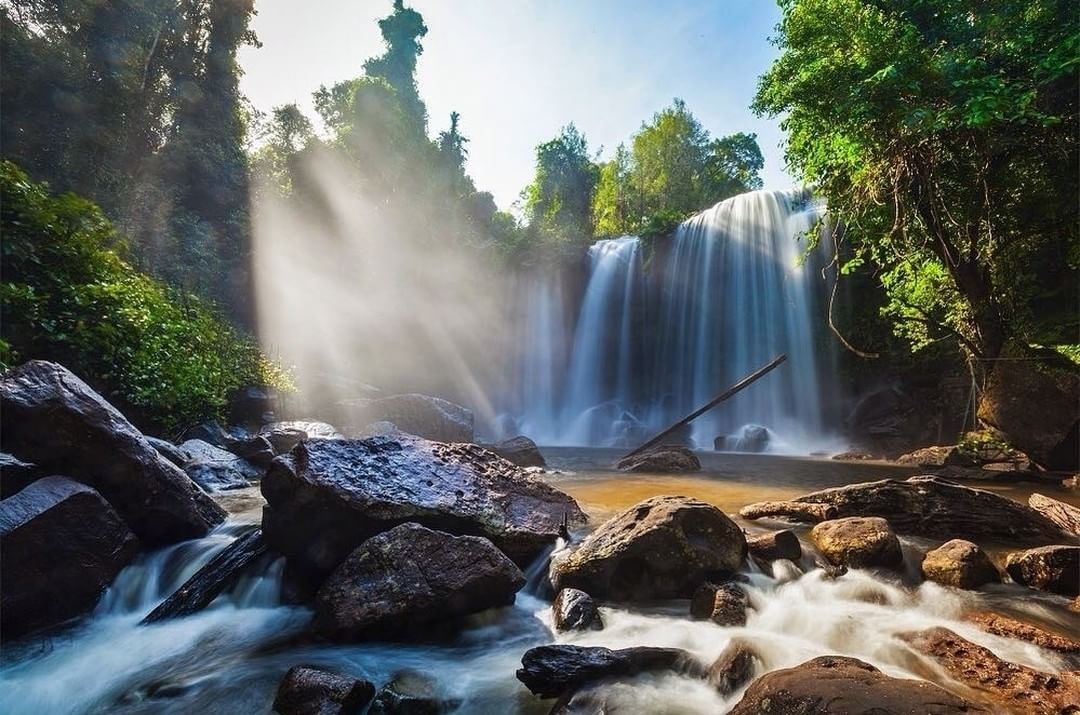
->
[516,644,704,699]
[552,587,603,632]
[313,523,524,641]
[616,445,700,473]
[896,445,972,468]
[921,539,1000,590]
[340,393,473,443]
[1,477,140,639]
[811,517,903,570]
[0,361,225,544]
[1005,545,1080,596]
[550,496,746,601]
[273,665,375,715]
[963,612,1080,654]
[262,435,585,575]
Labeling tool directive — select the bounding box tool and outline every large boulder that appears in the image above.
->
[1028,493,1080,537]
[550,496,746,601]
[616,445,700,473]
[313,523,524,641]
[810,517,903,570]
[515,645,704,699]
[552,587,603,632]
[1005,545,1080,596]
[259,420,343,452]
[728,655,984,715]
[1,477,140,639]
[0,452,42,498]
[487,436,545,468]
[920,539,1000,590]
[272,665,375,715]
[742,475,1073,547]
[179,439,260,492]
[0,361,225,544]
[339,394,473,443]
[261,435,585,575]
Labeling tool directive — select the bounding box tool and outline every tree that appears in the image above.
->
[523,124,599,243]
[754,0,1079,360]
[704,132,764,199]
[362,0,428,135]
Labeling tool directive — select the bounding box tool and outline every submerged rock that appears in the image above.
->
[313,523,524,641]
[746,529,802,562]
[552,587,603,632]
[550,496,746,601]
[1005,545,1080,596]
[690,582,748,626]
[920,539,1000,590]
[515,644,704,699]
[180,439,260,491]
[616,446,700,473]
[339,393,474,443]
[262,435,585,575]
[0,361,225,544]
[273,665,375,715]
[811,517,903,570]
[728,655,984,715]
[487,435,546,468]
[1,477,140,639]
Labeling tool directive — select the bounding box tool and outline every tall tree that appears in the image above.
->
[362,0,428,135]
[523,124,599,243]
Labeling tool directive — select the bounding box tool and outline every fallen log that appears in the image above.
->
[142,528,267,624]
[1028,493,1080,537]
[738,501,837,523]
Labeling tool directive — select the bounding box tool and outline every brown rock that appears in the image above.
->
[272,665,375,715]
[707,639,760,695]
[515,644,704,699]
[811,517,903,570]
[1005,545,1080,597]
[550,496,746,601]
[616,446,700,473]
[1028,493,1080,537]
[552,588,603,632]
[690,582,748,626]
[921,539,1000,590]
[746,529,802,562]
[896,445,972,468]
[963,612,1080,654]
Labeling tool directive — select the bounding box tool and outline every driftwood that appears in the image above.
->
[622,354,787,461]
[740,476,1073,547]
[1028,493,1080,537]
[738,501,836,523]
[142,529,267,624]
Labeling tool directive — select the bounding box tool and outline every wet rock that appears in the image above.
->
[963,612,1080,654]
[690,582,748,626]
[1,477,140,639]
[811,517,903,570]
[262,435,585,575]
[616,446,700,473]
[920,539,1000,590]
[260,420,344,450]
[1028,493,1080,537]
[313,523,524,641]
[743,475,1071,546]
[273,665,375,715]
[180,439,260,491]
[552,588,603,632]
[369,672,459,715]
[707,639,760,696]
[728,655,984,715]
[0,451,42,498]
[181,420,236,448]
[550,496,746,601]
[229,385,277,426]
[226,434,276,469]
[746,529,802,562]
[1005,545,1080,597]
[0,361,225,544]
[739,500,837,523]
[339,393,473,443]
[901,627,1080,715]
[895,445,973,468]
[516,644,704,699]
[715,424,770,453]
[488,435,546,468]
[144,437,190,468]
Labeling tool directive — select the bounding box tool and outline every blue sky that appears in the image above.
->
[239,0,794,210]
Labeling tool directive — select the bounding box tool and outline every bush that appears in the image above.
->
[0,161,292,431]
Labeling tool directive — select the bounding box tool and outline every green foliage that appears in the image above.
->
[522,124,599,244]
[755,0,1079,359]
[0,161,292,430]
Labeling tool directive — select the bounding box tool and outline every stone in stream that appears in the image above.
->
[144,436,190,468]
[179,438,261,492]
[707,639,760,696]
[901,627,1080,715]
[515,644,705,699]
[552,587,603,632]
[963,612,1080,654]
[728,655,985,715]
[690,582,749,627]
[261,434,585,576]
[746,528,802,562]
[368,671,460,715]
[142,529,268,624]
[273,665,375,715]
[338,393,474,443]
[0,361,226,544]
[741,475,1073,547]
[810,517,903,570]
[486,435,546,468]
[920,539,1000,590]
[1,476,140,640]
[550,496,746,601]
[313,523,525,641]
[615,445,701,473]
[1005,545,1080,597]
[1028,493,1080,537]
[0,451,43,498]
[259,420,343,453]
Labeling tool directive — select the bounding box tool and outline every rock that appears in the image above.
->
[262,435,585,575]
[272,665,375,715]
[182,420,236,448]
[728,655,984,715]
[260,420,343,449]
[339,393,473,443]
[895,445,973,468]
[0,452,42,498]
[690,582,748,626]
[616,446,700,473]
[515,645,704,699]
[1,476,140,639]
[144,437,190,468]
[552,588,603,632]
[810,517,903,570]
[1005,545,1080,596]
[715,424,770,453]
[229,385,277,426]
[180,439,259,492]
[313,523,524,641]
[746,529,802,562]
[226,434,276,469]
[707,639,760,696]
[920,539,1000,590]
[963,612,1080,654]
[1028,493,1080,537]
[0,361,225,545]
[743,476,1072,547]
[550,496,746,601]
[487,435,546,468]
[901,627,1080,715]
[368,672,459,715]
[739,500,838,523]
[831,450,877,461]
